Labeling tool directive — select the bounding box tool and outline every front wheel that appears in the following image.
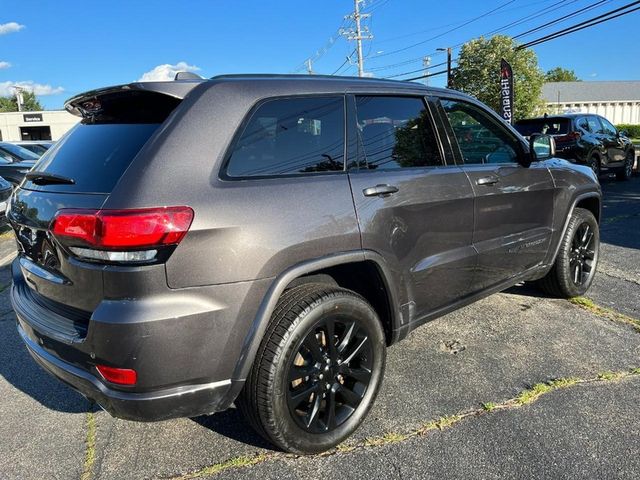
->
[238,283,386,454]
[537,207,599,298]
[616,151,634,181]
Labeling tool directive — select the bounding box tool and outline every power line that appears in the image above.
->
[372,0,516,59]
[517,0,640,49]
[513,0,610,39]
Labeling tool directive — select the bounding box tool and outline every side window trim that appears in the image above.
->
[348,94,447,172]
[437,96,525,167]
[220,94,348,180]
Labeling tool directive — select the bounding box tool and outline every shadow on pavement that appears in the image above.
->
[0,264,89,414]
[191,408,275,451]
[598,175,640,250]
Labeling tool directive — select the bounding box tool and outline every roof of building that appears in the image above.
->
[542,81,640,103]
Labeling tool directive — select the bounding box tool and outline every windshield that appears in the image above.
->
[0,143,40,161]
[514,118,570,136]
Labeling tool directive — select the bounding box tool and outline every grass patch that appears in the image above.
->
[173,453,271,480]
[81,412,97,480]
[482,402,497,412]
[569,296,640,333]
[598,371,625,381]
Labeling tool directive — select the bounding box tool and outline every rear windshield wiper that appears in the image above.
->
[25,172,76,186]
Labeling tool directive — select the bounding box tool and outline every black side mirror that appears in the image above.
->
[618,130,627,138]
[529,133,555,162]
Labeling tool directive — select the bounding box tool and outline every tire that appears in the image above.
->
[537,207,599,298]
[615,151,634,181]
[237,283,386,454]
[587,153,600,177]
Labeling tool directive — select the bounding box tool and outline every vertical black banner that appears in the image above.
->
[500,58,514,124]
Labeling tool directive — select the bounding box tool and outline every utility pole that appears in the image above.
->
[306,59,314,75]
[437,47,452,88]
[12,86,25,112]
[422,56,431,86]
[340,0,373,77]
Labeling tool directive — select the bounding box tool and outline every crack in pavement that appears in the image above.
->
[597,261,640,286]
[569,296,640,332]
[162,368,640,480]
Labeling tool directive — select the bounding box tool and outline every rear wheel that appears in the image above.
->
[238,283,386,454]
[616,151,634,181]
[587,153,600,177]
[537,207,599,298]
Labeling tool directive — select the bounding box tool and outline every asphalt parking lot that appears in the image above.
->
[1,175,639,480]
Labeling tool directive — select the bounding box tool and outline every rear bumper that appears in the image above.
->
[18,323,236,421]
[10,257,272,421]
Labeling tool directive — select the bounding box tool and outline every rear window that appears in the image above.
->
[24,90,180,193]
[514,118,570,136]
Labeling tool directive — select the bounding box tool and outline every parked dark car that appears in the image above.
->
[8,75,601,454]
[10,141,54,156]
[514,113,634,180]
[0,142,38,185]
[0,176,12,225]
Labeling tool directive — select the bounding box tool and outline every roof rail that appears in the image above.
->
[209,73,408,83]
[174,71,204,81]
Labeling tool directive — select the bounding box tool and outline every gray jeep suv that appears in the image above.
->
[8,74,601,454]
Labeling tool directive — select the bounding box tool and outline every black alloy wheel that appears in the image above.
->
[536,207,599,298]
[287,316,373,433]
[238,283,386,454]
[616,152,634,180]
[569,221,597,287]
[588,154,600,177]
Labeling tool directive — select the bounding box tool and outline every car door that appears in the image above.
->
[435,97,555,292]
[346,94,476,323]
[597,116,626,166]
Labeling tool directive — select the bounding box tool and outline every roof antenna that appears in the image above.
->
[174,71,203,81]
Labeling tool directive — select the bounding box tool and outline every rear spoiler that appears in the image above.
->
[64,79,204,117]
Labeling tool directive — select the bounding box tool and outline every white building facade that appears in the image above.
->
[0,110,80,142]
[542,81,640,125]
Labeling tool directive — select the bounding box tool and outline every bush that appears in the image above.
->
[616,124,640,139]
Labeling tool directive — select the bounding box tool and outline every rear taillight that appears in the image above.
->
[556,131,581,142]
[51,206,194,263]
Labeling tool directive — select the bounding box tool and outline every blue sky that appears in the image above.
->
[1,0,638,109]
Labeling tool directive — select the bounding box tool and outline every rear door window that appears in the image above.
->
[225,96,345,177]
[352,96,443,170]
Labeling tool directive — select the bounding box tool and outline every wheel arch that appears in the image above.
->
[230,250,401,384]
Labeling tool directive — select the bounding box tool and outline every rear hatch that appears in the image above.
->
[9,83,197,329]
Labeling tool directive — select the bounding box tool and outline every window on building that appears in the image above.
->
[225,96,345,177]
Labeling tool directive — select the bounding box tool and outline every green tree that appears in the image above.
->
[450,35,544,121]
[0,90,44,112]
[545,67,580,82]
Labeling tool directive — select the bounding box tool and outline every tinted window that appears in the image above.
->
[27,124,160,193]
[226,97,344,177]
[577,117,590,132]
[441,99,520,164]
[354,96,442,170]
[587,116,604,134]
[514,118,570,136]
[599,117,617,135]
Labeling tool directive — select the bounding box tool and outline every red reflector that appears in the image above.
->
[51,206,194,249]
[96,365,137,385]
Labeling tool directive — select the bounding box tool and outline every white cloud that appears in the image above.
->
[0,22,25,35]
[137,61,200,82]
[0,61,11,69]
[0,81,64,96]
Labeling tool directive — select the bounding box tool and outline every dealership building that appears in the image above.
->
[542,81,640,124]
[0,110,80,142]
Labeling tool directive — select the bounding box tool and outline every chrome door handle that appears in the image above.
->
[363,184,399,197]
[476,176,499,186]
